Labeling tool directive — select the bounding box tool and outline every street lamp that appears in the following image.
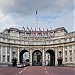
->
[12,51,15,58]
[59,51,62,58]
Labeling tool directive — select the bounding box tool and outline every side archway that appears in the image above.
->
[19,50,29,64]
[45,50,55,66]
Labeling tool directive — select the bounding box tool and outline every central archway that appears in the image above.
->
[19,50,29,64]
[45,50,55,66]
[32,50,42,66]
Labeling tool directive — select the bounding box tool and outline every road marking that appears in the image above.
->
[45,67,46,70]
[17,67,29,75]
[21,71,23,72]
[18,68,24,74]
[19,71,21,73]
[46,71,47,73]
[45,67,49,75]
[16,67,29,75]
[24,69,25,70]
[23,67,28,71]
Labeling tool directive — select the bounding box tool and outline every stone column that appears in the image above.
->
[10,47,12,63]
[63,45,65,64]
[42,48,45,66]
[55,47,58,66]
[5,47,7,62]
[72,45,74,64]
[67,46,69,62]
[17,48,20,64]
[30,49,32,66]
[1,46,3,62]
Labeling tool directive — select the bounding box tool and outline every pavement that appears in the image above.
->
[0,66,75,75]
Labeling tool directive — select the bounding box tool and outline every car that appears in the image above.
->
[25,62,30,66]
[17,64,23,68]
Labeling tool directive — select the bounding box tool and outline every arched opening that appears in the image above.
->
[45,50,55,66]
[20,50,29,65]
[32,50,42,66]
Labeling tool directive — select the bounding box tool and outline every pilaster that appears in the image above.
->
[17,47,20,63]
[62,45,65,64]
[30,49,32,66]
[5,47,7,62]
[55,47,58,66]
[10,47,12,63]
[42,47,45,66]
[1,46,3,62]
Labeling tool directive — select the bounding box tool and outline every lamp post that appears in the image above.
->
[59,51,62,58]
[12,51,15,58]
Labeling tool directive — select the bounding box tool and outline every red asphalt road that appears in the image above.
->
[0,66,75,75]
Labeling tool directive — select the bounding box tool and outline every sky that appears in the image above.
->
[0,0,74,32]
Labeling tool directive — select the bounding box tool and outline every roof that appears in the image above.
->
[55,27,68,33]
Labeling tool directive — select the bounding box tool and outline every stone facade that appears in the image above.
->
[0,27,75,66]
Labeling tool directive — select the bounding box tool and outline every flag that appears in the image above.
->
[22,26,25,31]
[47,29,48,32]
[43,28,44,31]
[27,27,30,31]
[50,26,52,30]
[39,28,41,31]
[35,27,36,31]
[36,10,37,15]
[31,27,33,31]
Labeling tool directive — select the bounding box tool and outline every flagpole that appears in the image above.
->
[36,10,38,31]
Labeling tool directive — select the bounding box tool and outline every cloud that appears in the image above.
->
[0,0,74,32]
[0,0,74,17]
[0,9,16,30]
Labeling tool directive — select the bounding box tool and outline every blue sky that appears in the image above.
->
[0,0,74,32]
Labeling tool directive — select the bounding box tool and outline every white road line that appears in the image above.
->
[24,69,25,70]
[45,66,46,70]
[16,67,29,75]
[46,71,47,73]
[23,67,28,71]
[15,67,29,75]
[45,66,49,75]
[19,71,21,74]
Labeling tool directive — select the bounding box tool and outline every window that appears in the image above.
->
[69,38,72,42]
[7,39,10,42]
[69,50,72,55]
[7,47,10,53]
[65,46,67,49]
[69,45,72,49]
[65,51,67,56]
[70,57,72,62]
[3,38,5,42]
[74,50,75,55]
[74,57,75,61]
[13,47,17,52]
[65,58,67,62]
[65,39,67,42]
[2,47,5,54]
[7,56,10,62]
[3,55,5,62]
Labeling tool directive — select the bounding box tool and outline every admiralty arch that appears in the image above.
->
[0,27,75,66]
